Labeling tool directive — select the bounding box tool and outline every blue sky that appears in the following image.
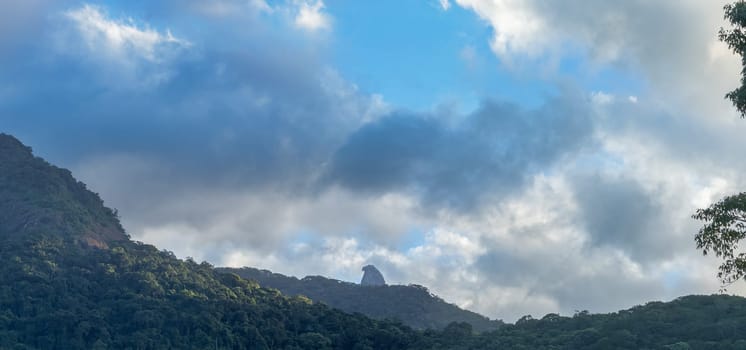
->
[2,0,746,321]
[328,0,642,111]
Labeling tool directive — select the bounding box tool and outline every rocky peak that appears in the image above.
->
[361,265,386,286]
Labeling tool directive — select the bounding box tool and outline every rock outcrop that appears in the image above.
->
[221,266,502,331]
[361,265,386,286]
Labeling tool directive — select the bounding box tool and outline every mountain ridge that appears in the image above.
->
[0,133,127,248]
[0,133,428,349]
[218,266,502,332]
[5,132,746,349]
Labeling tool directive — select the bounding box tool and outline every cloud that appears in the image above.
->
[294,0,331,32]
[590,91,614,106]
[323,94,595,211]
[572,174,670,262]
[65,4,189,63]
[439,0,451,11]
[454,0,546,59]
[453,0,739,119]
[55,4,191,88]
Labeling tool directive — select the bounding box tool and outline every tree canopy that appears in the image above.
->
[720,1,746,117]
[693,193,746,286]
[692,1,746,287]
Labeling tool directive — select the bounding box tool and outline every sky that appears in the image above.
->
[2,0,746,322]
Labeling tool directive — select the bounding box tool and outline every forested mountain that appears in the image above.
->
[4,132,746,349]
[218,267,501,332]
[0,133,425,349]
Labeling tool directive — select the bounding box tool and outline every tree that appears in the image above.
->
[720,1,746,117]
[692,1,746,287]
[693,193,746,286]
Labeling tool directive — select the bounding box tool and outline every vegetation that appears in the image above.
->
[0,134,126,248]
[440,295,746,349]
[720,1,746,117]
[0,133,426,349]
[1,235,430,349]
[694,193,746,286]
[219,267,501,332]
[5,132,746,348]
[694,1,746,286]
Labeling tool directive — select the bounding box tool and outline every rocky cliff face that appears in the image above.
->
[361,265,386,286]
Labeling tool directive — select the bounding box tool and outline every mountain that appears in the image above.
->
[218,266,502,332]
[4,132,746,349]
[0,134,127,248]
[0,133,426,349]
[360,265,386,286]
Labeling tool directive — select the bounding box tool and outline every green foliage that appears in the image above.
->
[219,267,502,332]
[0,133,126,247]
[0,133,425,349]
[693,192,746,286]
[4,132,746,349]
[693,1,746,289]
[0,236,434,349]
[422,296,746,349]
[720,1,746,117]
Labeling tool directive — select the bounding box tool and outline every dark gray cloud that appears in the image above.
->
[324,96,595,210]
[0,0,598,222]
[572,174,678,263]
[1,7,356,191]
[0,1,383,245]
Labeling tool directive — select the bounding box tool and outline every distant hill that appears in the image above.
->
[218,266,502,332]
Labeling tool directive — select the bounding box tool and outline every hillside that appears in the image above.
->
[4,132,746,349]
[219,267,502,332]
[0,134,127,248]
[0,133,426,349]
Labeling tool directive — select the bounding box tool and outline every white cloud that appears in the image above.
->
[591,91,614,106]
[455,0,548,60]
[65,4,189,63]
[294,0,331,32]
[439,0,451,11]
[454,1,739,120]
[59,4,191,88]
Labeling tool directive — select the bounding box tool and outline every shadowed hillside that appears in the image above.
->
[218,266,502,332]
[0,134,127,248]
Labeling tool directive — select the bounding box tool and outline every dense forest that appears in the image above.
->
[0,133,426,349]
[218,267,501,331]
[4,131,746,349]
